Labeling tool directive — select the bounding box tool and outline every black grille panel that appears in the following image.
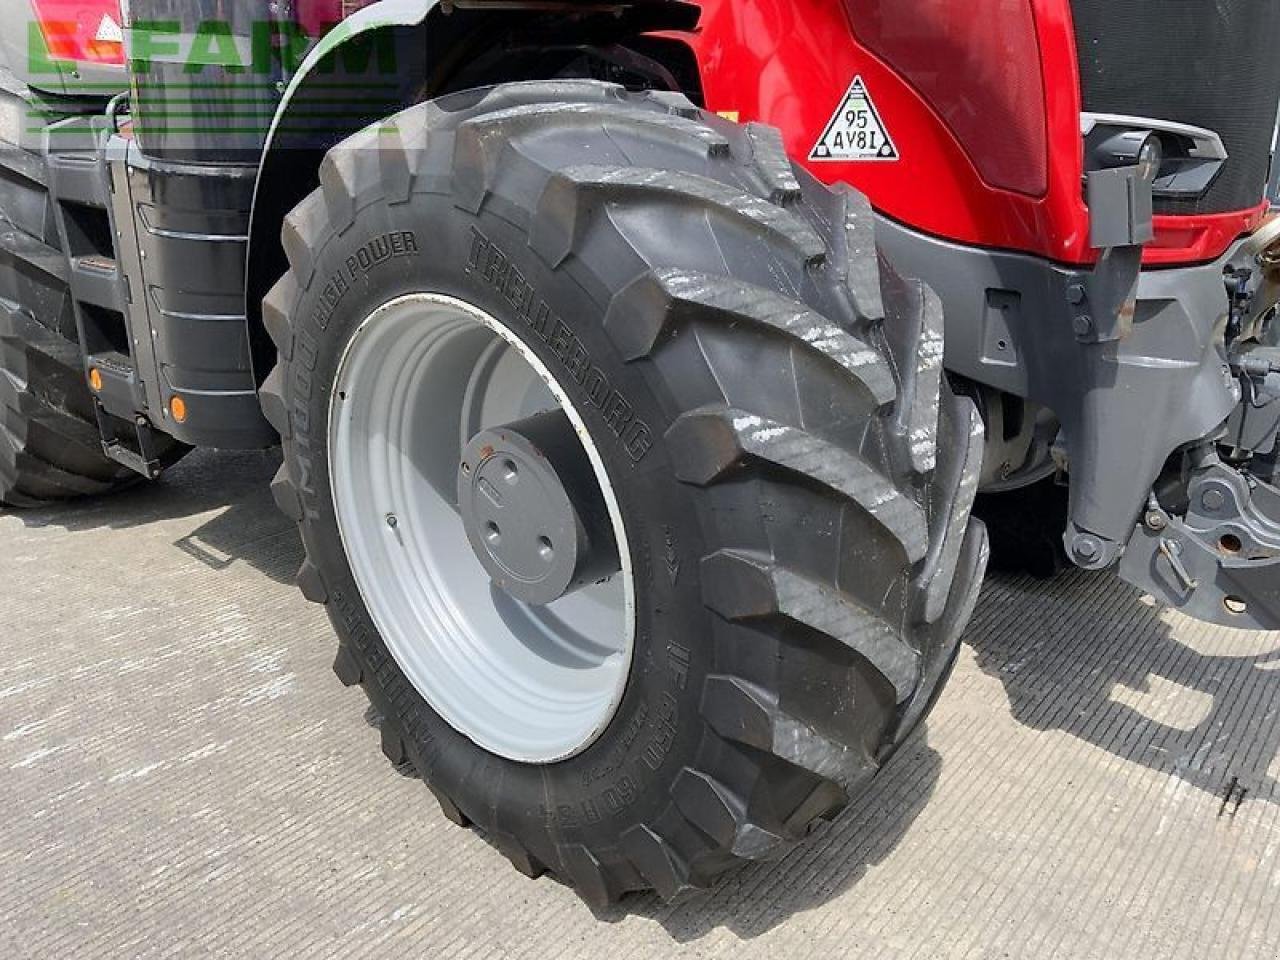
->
[1071,0,1280,216]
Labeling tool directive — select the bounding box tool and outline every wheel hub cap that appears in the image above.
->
[458,410,619,607]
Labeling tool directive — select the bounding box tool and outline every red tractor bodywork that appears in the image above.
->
[28,0,125,64]
[687,0,1267,267]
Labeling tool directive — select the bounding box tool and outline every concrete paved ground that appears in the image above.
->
[2,448,1279,959]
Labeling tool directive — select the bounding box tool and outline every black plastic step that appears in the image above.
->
[85,348,163,478]
[46,152,108,209]
[69,254,123,311]
[99,431,159,478]
[90,396,167,480]
[84,349,138,420]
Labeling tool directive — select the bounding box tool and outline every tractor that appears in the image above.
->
[2,0,1279,904]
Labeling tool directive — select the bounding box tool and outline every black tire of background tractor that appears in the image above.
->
[262,81,989,905]
[0,79,182,507]
[973,476,1070,579]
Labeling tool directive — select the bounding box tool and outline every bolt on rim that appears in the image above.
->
[327,293,635,764]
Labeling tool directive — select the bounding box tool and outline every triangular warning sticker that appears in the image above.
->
[95,14,124,43]
[810,76,898,162]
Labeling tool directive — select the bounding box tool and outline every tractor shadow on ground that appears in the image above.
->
[1,447,303,586]
[593,730,943,941]
[967,569,1280,809]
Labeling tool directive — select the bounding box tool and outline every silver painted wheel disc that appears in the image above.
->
[328,294,634,764]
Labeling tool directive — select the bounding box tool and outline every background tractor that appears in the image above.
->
[2,0,1280,904]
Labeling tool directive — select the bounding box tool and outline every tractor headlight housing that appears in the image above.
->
[1089,128,1161,176]
[1136,136,1163,182]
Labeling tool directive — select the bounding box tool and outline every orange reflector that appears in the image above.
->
[169,394,187,423]
[87,367,102,392]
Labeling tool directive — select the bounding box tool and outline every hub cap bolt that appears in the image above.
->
[385,513,398,528]
[1201,489,1226,512]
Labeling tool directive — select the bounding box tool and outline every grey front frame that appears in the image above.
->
[877,215,1239,568]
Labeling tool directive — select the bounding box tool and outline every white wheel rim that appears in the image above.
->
[328,293,635,763]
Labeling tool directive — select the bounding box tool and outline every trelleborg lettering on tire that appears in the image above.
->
[467,226,653,463]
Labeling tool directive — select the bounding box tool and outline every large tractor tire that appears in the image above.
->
[262,81,988,904]
[0,77,180,507]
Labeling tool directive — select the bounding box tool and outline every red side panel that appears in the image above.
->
[31,0,125,65]
[846,0,1048,199]
[687,0,1255,266]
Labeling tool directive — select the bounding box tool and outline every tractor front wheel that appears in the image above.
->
[261,81,987,904]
